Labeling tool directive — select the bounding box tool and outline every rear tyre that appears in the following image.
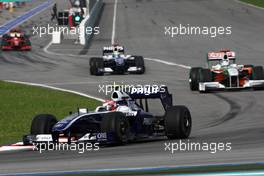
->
[134,56,145,74]
[30,114,58,135]
[189,67,202,91]
[252,66,264,80]
[24,39,31,51]
[164,106,192,139]
[252,66,264,90]
[101,112,130,144]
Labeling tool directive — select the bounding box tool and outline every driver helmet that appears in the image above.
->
[74,0,80,7]
[221,55,230,66]
[112,47,120,58]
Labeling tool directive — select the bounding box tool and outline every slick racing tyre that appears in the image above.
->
[252,66,264,90]
[252,66,264,80]
[30,114,58,134]
[134,56,145,74]
[189,67,202,91]
[90,57,104,76]
[24,39,31,51]
[89,57,96,75]
[164,106,192,139]
[0,34,9,50]
[199,68,212,82]
[101,112,130,144]
[198,69,213,93]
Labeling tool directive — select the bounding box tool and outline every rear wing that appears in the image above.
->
[103,46,125,55]
[207,51,236,61]
[126,86,173,111]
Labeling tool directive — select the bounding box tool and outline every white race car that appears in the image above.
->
[89,45,145,75]
[189,49,264,92]
[23,86,192,145]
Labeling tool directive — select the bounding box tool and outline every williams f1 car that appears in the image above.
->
[1,29,31,51]
[23,86,191,146]
[189,50,264,92]
[89,45,145,75]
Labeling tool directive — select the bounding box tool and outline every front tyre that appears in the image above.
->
[189,67,202,91]
[101,112,130,144]
[164,106,192,139]
[90,57,104,76]
[199,68,213,93]
[30,114,58,134]
[134,56,145,74]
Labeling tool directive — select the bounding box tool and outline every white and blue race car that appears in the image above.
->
[23,86,191,146]
[89,45,145,75]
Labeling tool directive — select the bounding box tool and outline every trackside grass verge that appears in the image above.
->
[240,0,264,8]
[0,81,101,145]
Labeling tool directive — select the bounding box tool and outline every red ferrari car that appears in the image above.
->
[1,29,31,51]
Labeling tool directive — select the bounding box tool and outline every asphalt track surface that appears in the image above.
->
[1,0,264,174]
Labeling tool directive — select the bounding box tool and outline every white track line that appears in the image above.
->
[145,57,191,69]
[111,0,118,44]
[43,40,97,58]
[43,40,53,55]
[44,81,101,86]
[5,80,104,102]
[0,145,34,152]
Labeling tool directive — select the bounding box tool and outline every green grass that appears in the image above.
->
[240,0,264,8]
[0,81,101,145]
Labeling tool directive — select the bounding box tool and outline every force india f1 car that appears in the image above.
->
[89,45,145,75]
[23,87,192,145]
[1,29,31,51]
[189,50,264,92]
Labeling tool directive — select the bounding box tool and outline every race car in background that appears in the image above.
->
[1,29,31,51]
[89,45,145,75]
[189,49,264,92]
[23,86,192,145]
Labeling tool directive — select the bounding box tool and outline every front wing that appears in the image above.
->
[1,44,31,51]
[103,66,143,73]
[23,132,117,145]
[199,80,264,92]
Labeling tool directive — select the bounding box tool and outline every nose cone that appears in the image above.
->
[115,57,124,66]
[227,68,239,76]
[52,122,68,132]
[13,38,19,46]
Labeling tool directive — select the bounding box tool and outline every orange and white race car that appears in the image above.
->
[189,49,264,92]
